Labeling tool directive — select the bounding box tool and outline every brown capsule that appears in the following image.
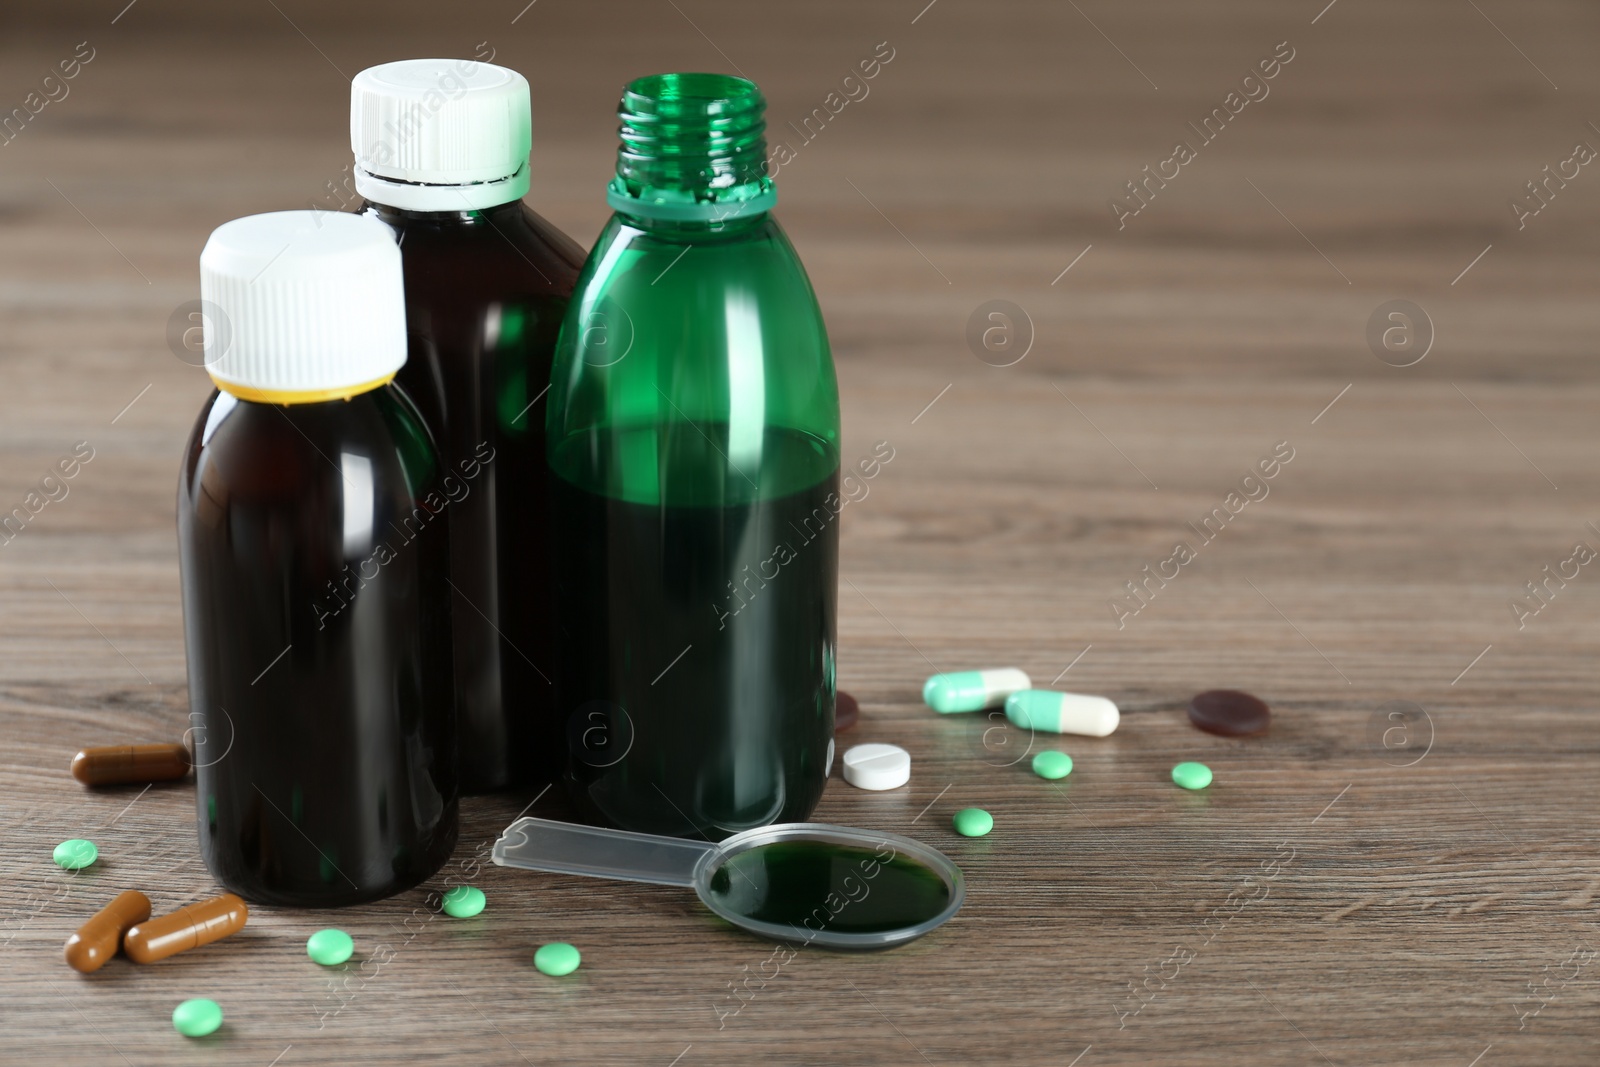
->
[124,893,248,964]
[70,743,191,786]
[64,889,152,973]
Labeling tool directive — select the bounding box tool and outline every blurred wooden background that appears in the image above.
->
[3,1,1600,1064]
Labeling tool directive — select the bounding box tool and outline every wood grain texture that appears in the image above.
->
[4,1,1600,1063]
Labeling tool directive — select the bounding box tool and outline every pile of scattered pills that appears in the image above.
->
[49,665,1266,1042]
[910,670,1269,841]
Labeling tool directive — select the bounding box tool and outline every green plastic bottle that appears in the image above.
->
[547,73,840,839]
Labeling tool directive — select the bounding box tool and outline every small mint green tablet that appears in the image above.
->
[306,928,354,966]
[53,838,97,870]
[952,807,994,837]
[534,942,581,976]
[172,998,223,1037]
[1172,761,1213,790]
[1032,750,1073,780]
[441,885,485,918]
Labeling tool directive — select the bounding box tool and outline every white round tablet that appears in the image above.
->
[841,742,910,791]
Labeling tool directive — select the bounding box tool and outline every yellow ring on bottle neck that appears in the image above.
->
[210,372,397,405]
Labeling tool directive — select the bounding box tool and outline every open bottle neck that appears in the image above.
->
[606,72,776,235]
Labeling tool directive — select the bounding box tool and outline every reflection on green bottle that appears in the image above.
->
[547,73,841,839]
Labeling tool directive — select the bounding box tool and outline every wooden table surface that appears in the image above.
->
[5,1,1600,1064]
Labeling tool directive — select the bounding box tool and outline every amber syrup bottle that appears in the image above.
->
[178,211,457,906]
[351,59,584,792]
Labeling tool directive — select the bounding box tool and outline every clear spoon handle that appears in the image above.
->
[491,817,716,888]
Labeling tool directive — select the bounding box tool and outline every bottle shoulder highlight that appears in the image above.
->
[179,386,439,509]
[358,200,585,296]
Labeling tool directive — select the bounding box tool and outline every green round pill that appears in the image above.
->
[533,942,581,977]
[1032,751,1073,780]
[952,807,994,837]
[1172,761,1213,790]
[53,838,97,870]
[441,885,485,918]
[306,928,354,966]
[171,998,223,1038]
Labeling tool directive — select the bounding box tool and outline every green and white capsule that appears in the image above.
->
[1004,690,1119,737]
[922,668,1031,713]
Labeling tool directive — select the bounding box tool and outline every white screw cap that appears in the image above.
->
[351,58,532,210]
[199,211,406,398]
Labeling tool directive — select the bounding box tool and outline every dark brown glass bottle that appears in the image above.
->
[180,388,457,906]
[353,59,584,792]
[179,210,457,907]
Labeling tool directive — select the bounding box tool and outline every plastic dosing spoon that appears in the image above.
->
[492,818,966,950]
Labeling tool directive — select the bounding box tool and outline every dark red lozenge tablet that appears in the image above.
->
[835,690,860,733]
[1187,689,1271,737]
